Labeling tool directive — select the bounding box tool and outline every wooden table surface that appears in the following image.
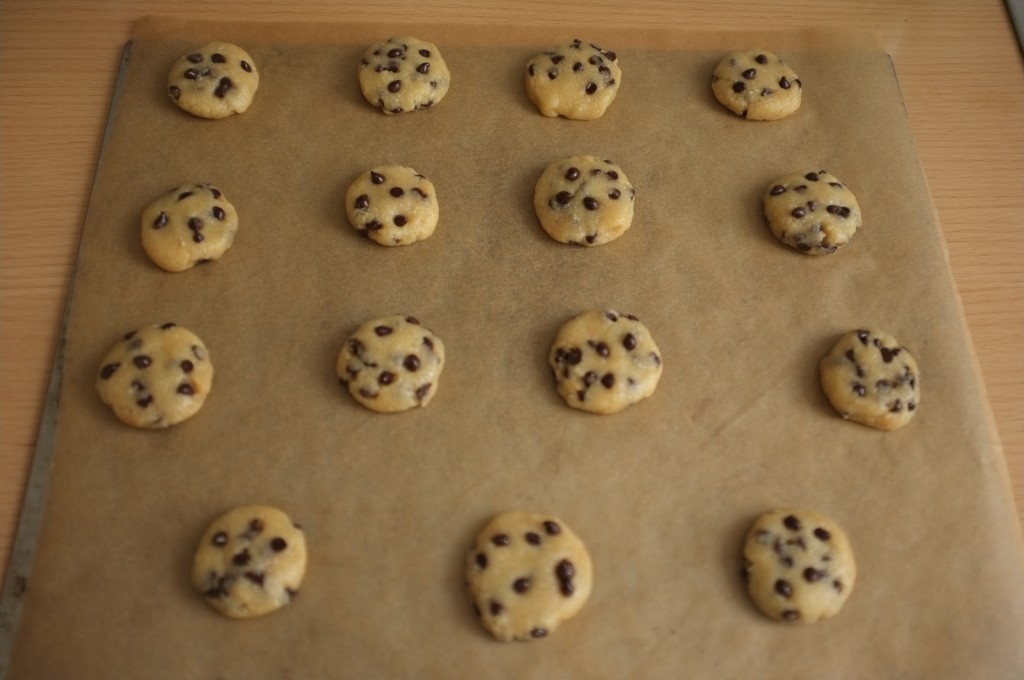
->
[2,0,1022,585]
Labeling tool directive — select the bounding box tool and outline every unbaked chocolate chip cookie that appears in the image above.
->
[820,327,920,430]
[192,505,307,619]
[549,310,662,414]
[95,322,213,428]
[534,155,635,246]
[358,36,451,114]
[763,170,862,254]
[465,512,593,641]
[742,509,856,624]
[141,182,238,271]
[336,314,445,412]
[167,41,259,119]
[525,39,621,120]
[711,49,801,121]
[345,165,439,246]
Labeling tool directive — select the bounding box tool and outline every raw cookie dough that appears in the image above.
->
[358,36,451,114]
[534,155,635,246]
[336,314,445,412]
[95,322,213,428]
[549,310,662,414]
[711,49,801,120]
[763,170,862,254]
[167,41,259,119]
[742,509,856,624]
[465,512,593,641]
[345,165,439,246]
[141,182,239,271]
[820,327,920,430]
[191,505,307,619]
[525,39,621,120]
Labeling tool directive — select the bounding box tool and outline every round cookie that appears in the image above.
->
[763,170,862,255]
[345,165,439,246]
[191,505,307,619]
[525,39,621,120]
[820,327,920,430]
[742,508,856,624]
[711,49,801,121]
[141,182,239,271]
[465,512,593,641]
[336,314,445,413]
[533,155,635,246]
[167,41,259,119]
[548,310,662,414]
[95,322,213,428]
[357,36,451,114]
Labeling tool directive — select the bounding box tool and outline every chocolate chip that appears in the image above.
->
[857,330,870,345]
[213,77,233,98]
[770,185,786,196]
[593,341,609,357]
[852,383,866,397]
[177,191,194,201]
[585,82,598,94]
[890,400,903,413]
[132,355,151,369]
[513,578,531,593]
[187,53,203,63]
[755,54,768,64]
[419,48,431,57]
[531,628,548,638]
[241,60,252,73]
[355,194,369,209]
[416,62,429,74]
[622,333,637,351]
[492,533,510,546]
[379,371,395,385]
[583,197,599,210]
[573,61,583,72]
[880,347,895,363]
[814,527,831,541]
[543,520,560,535]
[136,395,153,408]
[601,373,615,388]
[548,69,558,80]
[742,68,757,79]
[415,383,431,401]
[211,206,225,221]
[528,64,535,76]
[244,571,265,586]
[783,515,801,531]
[209,187,222,199]
[476,553,488,569]
[184,68,198,80]
[779,76,791,89]
[556,559,575,596]
[562,348,582,365]
[805,172,819,181]
[732,81,745,93]
[100,363,120,379]
[232,550,251,566]
[169,85,181,100]
[211,53,226,64]
[565,167,581,181]
[782,610,800,622]
[583,371,598,387]
[374,325,392,336]
[775,579,792,598]
[791,207,806,218]
[212,531,228,547]
[177,383,194,396]
[554,191,573,205]
[250,519,264,534]
[605,50,617,61]
[271,537,288,552]
[525,532,541,545]
[609,189,621,200]
[370,171,387,185]
[404,355,420,372]
[803,567,825,583]
[387,80,402,93]
[489,600,502,615]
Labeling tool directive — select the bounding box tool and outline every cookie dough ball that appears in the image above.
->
[336,314,445,413]
[167,41,259,119]
[525,39,621,120]
[192,505,307,619]
[549,310,662,414]
[358,36,451,114]
[742,509,856,624]
[141,182,239,271]
[465,512,593,641]
[95,323,213,428]
[820,328,920,430]
[534,155,635,246]
[711,49,801,120]
[345,165,439,246]
[763,170,862,255]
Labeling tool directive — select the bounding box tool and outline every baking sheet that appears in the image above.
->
[4,16,1024,679]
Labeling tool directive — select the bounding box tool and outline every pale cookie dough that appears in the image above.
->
[534,155,635,246]
[820,327,920,430]
[549,310,662,414]
[192,505,307,619]
[167,41,259,119]
[345,165,439,246]
[465,512,593,641]
[358,36,451,114]
[742,509,856,624]
[336,314,445,412]
[711,49,801,120]
[763,170,862,255]
[525,39,621,120]
[141,182,239,271]
[95,323,213,428]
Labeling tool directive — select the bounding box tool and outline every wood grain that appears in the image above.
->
[2,0,1022,583]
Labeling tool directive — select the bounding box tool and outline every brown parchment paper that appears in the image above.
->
[6,16,1024,679]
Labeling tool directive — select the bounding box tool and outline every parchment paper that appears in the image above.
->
[6,16,1024,679]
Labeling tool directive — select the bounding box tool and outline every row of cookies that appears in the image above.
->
[94,314,919,430]
[191,504,856,638]
[167,37,800,122]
